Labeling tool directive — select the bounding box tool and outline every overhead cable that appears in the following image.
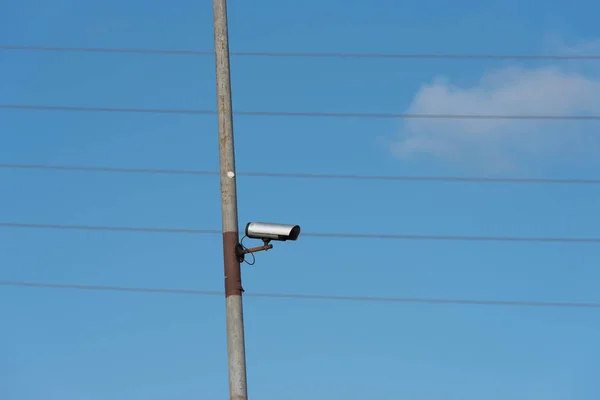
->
[2,44,600,60]
[2,104,600,120]
[1,162,600,185]
[1,222,599,244]
[1,280,599,309]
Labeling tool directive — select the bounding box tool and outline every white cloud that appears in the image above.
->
[390,64,600,171]
[544,35,600,56]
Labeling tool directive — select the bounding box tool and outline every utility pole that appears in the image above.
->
[212,0,248,399]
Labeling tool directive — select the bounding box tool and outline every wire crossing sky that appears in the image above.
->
[1,162,600,184]
[2,221,600,243]
[3,44,600,59]
[3,103,600,119]
[3,280,600,309]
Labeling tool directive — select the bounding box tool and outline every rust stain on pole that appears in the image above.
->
[223,231,243,297]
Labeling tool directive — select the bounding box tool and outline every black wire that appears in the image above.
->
[2,104,600,120]
[2,45,600,60]
[1,162,600,185]
[240,236,256,266]
[2,221,600,244]
[0,222,219,235]
[1,280,599,309]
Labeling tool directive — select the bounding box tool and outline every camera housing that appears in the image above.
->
[245,222,301,242]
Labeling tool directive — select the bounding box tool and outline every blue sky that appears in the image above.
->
[2,0,600,398]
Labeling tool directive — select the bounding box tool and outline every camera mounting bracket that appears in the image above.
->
[235,238,273,263]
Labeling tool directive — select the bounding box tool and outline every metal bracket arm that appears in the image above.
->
[235,242,273,262]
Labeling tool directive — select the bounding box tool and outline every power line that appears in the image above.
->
[2,45,600,60]
[0,281,218,295]
[0,163,218,177]
[2,162,600,185]
[305,232,600,243]
[2,103,600,120]
[1,280,599,309]
[0,222,219,235]
[2,221,600,243]
[0,45,212,56]
[0,104,211,115]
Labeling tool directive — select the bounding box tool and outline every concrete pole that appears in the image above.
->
[212,0,248,399]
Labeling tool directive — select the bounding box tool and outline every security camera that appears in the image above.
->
[245,222,301,242]
[236,222,301,264]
